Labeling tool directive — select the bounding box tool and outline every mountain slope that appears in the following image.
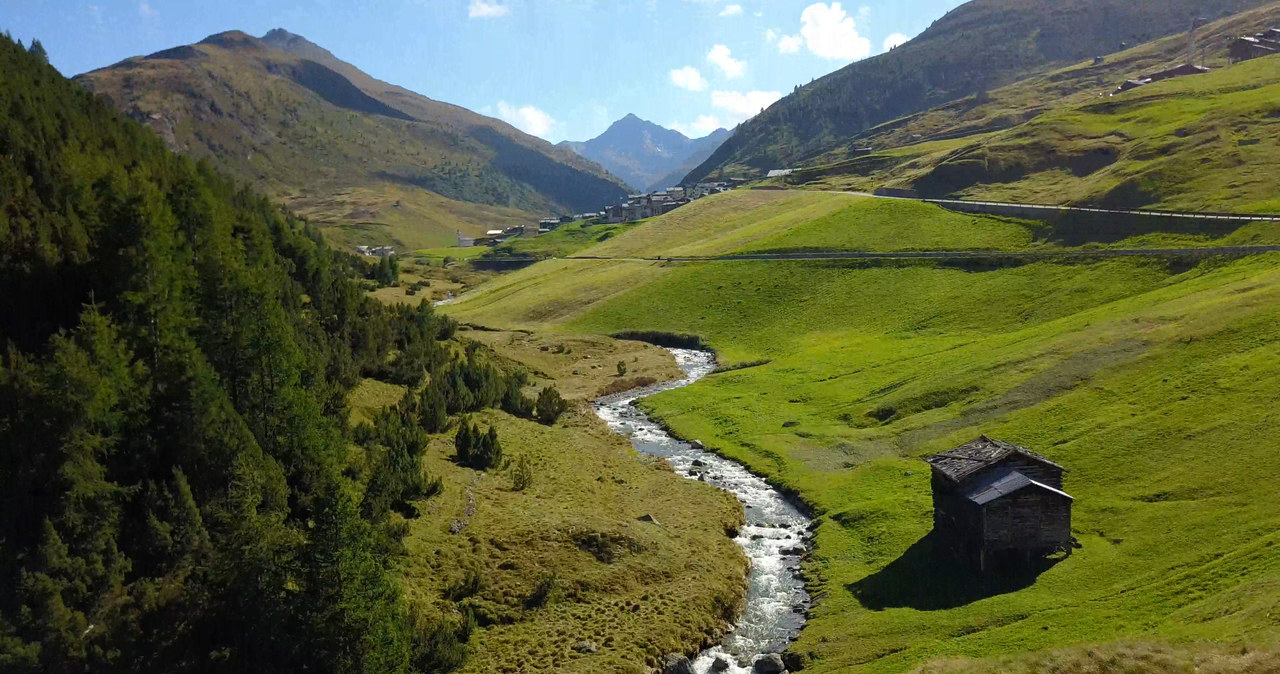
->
[562,114,729,192]
[0,34,747,673]
[75,30,628,249]
[684,0,1272,183]
[782,2,1280,213]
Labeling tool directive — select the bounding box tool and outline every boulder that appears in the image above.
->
[691,459,706,467]
[711,655,731,671]
[662,653,695,674]
[782,652,809,671]
[754,653,786,674]
[637,513,661,525]
[573,641,598,653]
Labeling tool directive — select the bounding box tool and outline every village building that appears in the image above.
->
[1230,28,1280,63]
[925,436,1073,572]
[1115,62,1210,93]
[354,245,395,257]
[455,231,476,248]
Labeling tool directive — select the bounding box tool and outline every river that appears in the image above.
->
[593,348,811,673]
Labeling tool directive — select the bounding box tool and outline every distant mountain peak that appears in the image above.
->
[565,115,731,192]
[199,30,263,50]
[262,27,302,41]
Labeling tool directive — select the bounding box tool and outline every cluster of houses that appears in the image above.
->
[600,180,743,225]
[354,245,396,257]
[455,224,540,248]
[1115,62,1210,93]
[452,179,746,247]
[1230,27,1280,63]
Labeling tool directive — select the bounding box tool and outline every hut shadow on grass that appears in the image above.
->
[848,531,1065,611]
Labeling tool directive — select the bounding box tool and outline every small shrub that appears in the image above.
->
[455,420,502,470]
[443,570,483,601]
[535,386,567,425]
[524,573,557,609]
[616,361,627,377]
[511,454,534,492]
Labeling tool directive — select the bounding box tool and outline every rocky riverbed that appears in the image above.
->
[594,348,811,673]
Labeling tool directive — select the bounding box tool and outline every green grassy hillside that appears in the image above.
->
[809,2,1280,167]
[75,30,627,249]
[790,3,1280,213]
[444,190,1280,671]
[907,55,1280,212]
[685,0,1272,183]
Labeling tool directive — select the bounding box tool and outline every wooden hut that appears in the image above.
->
[925,436,1073,571]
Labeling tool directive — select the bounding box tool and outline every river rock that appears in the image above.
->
[661,653,695,674]
[753,653,786,674]
[782,652,809,671]
[711,655,731,671]
[691,459,706,467]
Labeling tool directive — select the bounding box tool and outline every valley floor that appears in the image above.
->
[439,190,1280,672]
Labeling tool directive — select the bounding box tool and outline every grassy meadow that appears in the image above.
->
[485,220,643,260]
[346,334,746,674]
[443,190,1280,671]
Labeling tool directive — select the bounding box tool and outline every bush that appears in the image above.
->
[523,573,557,609]
[454,420,502,470]
[511,454,534,492]
[535,386,567,425]
[616,361,627,377]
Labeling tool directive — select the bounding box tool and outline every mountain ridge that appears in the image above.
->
[684,0,1273,184]
[562,114,730,192]
[76,29,629,249]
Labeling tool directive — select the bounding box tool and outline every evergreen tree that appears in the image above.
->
[535,386,567,425]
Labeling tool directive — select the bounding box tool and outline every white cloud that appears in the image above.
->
[139,0,154,17]
[711,90,782,124]
[778,34,803,54]
[799,2,871,61]
[468,0,509,18]
[671,115,723,138]
[496,101,555,138]
[883,32,909,52]
[764,28,778,43]
[706,44,745,78]
[719,4,743,17]
[669,66,709,92]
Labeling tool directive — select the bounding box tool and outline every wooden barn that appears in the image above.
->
[925,436,1073,571]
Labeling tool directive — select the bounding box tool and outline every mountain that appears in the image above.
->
[75,29,629,250]
[0,32,471,670]
[684,0,1273,183]
[775,2,1280,212]
[0,34,744,673]
[561,114,729,192]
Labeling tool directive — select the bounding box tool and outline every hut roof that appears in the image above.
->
[965,469,1073,506]
[925,436,1064,484]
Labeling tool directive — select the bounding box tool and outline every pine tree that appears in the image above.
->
[535,386,567,425]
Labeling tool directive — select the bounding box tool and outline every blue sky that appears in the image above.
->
[5,0,965,143]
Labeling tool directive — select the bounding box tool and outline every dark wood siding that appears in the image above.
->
[981,489,1072,552]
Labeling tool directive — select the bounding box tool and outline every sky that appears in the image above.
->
[4,0,966,143]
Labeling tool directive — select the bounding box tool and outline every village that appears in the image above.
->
[452,178,744,248]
